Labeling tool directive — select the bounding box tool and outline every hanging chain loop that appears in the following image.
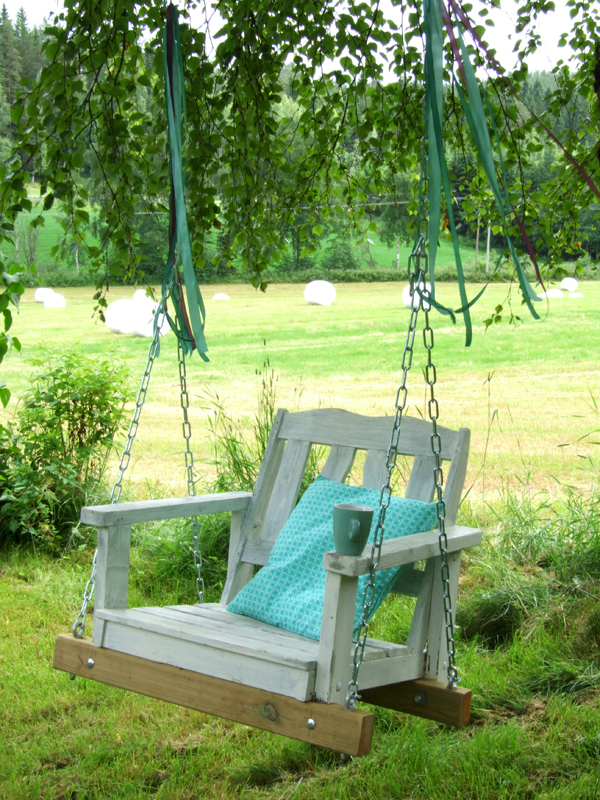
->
[345,235,459,705]
[422,293,459,690]
[345,238,428,710]
[177,337,205,603]
[72,282,173,639]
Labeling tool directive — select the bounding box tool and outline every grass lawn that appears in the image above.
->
[2,280,599,499]
[2,279,600,799]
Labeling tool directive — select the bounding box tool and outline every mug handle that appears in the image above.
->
[348,518,361,541]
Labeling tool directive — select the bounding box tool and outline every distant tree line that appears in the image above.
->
[0,5,46,160]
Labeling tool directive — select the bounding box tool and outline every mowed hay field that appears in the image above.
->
[2,281,600,501]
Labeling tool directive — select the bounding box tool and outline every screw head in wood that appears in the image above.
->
[86,658,95,669]
[306,718,316,730]
[413,691,427,706]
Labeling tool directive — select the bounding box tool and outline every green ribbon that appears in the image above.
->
[452,25,540,319]
[161,6,209,361]
[424,0,473,345]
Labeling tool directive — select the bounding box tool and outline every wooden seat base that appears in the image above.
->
[53,634,375,756]
[93,603,422,702]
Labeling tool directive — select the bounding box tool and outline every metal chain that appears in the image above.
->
[345,238,428,711]
[346,236,459,706]
[177,337,205,604]
[422,294,459,689]
[72,285,172,638]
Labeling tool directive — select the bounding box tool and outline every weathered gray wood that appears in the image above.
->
[316,572,359,703]
[320,445,356,483]
[278,409,458,458]
[93,525,131,647]
[220,409,288,604]
[81,492,252,527]
[362,449,388,490]
[240,539,273,567]
[79,403,478,722]
[389,565,426,597]
[405,455,436,503]
[226,509,246,578]
[356,652,423,689]
[425,551,461,681]
[99,618,316,701]
[258,437,312,544]
[443,428,470,526]
[175,604,401,664]
[322,525,482,576]
[96,607,315,666]
[406,559,434,655]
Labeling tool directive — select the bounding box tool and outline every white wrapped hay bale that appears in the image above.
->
[43,293,66,308]
[560,277,578,293]
[304,280,336,306]
[105,299,137,334]
[105,298,169,337]
[130,301,170,338]
[133,288,151,303]
[35,288,55,304]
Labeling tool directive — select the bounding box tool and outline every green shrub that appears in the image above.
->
[0,349,131,551]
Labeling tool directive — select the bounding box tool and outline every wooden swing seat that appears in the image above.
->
[54,408,481,756]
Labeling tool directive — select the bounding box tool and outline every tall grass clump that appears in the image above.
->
[456,466,600,707]
[0,348,131,551]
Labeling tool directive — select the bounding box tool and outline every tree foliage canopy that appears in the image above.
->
[1,0,600,381]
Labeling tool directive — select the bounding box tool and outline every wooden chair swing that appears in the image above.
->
[54,247,481,757]
[53,5,482,758]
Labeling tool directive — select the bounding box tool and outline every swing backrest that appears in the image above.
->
[222,408,470,604]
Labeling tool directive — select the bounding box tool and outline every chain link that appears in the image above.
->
[72,285,172,638]
[177,337,205,604]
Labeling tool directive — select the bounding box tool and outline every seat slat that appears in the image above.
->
[97,605,402,663]
[97,607,318,667]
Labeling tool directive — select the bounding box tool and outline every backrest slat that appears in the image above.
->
[320,445,357,483]
[362,449,388,490]
[250,437,312,547]
[405,455,437,503]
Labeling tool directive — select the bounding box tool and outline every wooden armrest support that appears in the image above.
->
[322,525,482,577]
[80,492,252,527]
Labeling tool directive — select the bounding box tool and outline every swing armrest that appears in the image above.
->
[80,492,252,527]
[322,525,482,577]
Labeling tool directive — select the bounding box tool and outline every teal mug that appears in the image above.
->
[333,504,374,556]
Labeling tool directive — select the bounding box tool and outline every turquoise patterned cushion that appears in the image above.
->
[226,475,437,641]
